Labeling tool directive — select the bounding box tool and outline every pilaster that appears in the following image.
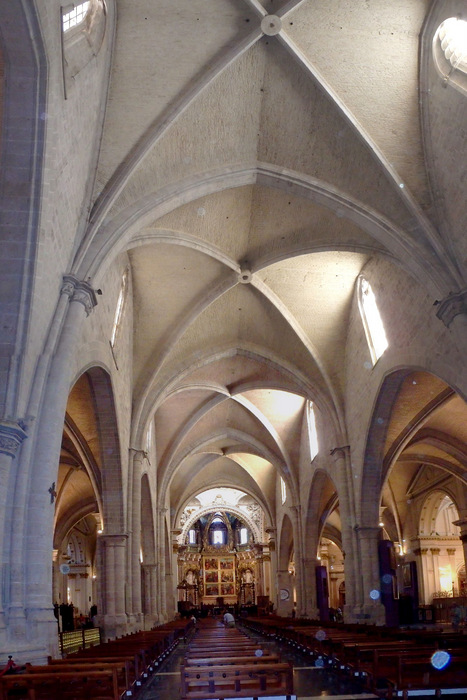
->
[0,421,28,638]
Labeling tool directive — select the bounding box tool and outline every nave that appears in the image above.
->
[3,0,467,667]
[3,613,467,699]
[139,617,373,700]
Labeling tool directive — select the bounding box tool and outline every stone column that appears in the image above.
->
[98,534,128,639]
[430,548,441,596]
[277,569,294,616]
[19,276,97,658]
[265,528,276,609]
[130,450,144,629]
[0,421,27,641]
[453,519,467,593]
[142,563,158,628]
[447,548,457,595]
[330,446,358,614]
[413,548,429,604]
[354,525,385,624]
[302,556,319,618]
[51,549,60,607]
[155,508,168,621]
[290,504,305,616]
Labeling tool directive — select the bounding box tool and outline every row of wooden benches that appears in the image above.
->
[0,619,192,700]
[243,616,467,697]
[180,620,294,699]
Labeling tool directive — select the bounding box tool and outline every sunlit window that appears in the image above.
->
[358,276,388,365]
[240,527,248,545]
[307,401,319,460]
[280,477,286,505]
[62,2,90,32]
[111,270,128,348]
[213,530,224,545]
[438,17,467,74]
[188,529,196,545]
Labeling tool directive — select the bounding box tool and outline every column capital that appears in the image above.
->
[435,288,467,328]
[354,525,380,537]
[0,419,28,458]
[99,533,128,547]
[447,548,457,556]
[430,547,441,556]
[142,563,158,571]
[330,445,350,459]
[61,274,98,316]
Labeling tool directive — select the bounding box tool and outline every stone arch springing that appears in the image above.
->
[360,370,410,528]
[419,490,460,538]
[278,514,294,573]
[141,473,156,562]
[86,367,124,533]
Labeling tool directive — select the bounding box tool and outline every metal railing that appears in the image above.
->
[59,628,101,656]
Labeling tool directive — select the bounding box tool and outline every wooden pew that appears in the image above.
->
[27,660,130,694]
[186,649,275,661]
[185,653,281,667]
[46,656,135,685]
[0,668,119,700]
[390,652,467,694]
[180,661,293,699]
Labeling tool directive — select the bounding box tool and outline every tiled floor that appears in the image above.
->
[137,623,378,700]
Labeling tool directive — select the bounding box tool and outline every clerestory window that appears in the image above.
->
[438,17,467,75]
[280,477,286,505]
[358,276,388,366]
[62,2,90,33]
[111,270,128,348]
[307,401,319,460]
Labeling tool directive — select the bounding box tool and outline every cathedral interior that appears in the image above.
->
[1,0,467,664]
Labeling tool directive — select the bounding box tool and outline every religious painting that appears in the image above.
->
[220,557,234,570]
[221,583,235,596]
[204,558,218,570]
[221,570,234,583]
[402,562,412,588]
[206,584,219,596]
[205,570,218,583]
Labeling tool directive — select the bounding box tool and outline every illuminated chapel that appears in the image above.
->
[1,0,467,662]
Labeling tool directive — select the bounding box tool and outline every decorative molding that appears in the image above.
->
[61,274,98,316]
[435,288,467,328]
[0,420,28,458]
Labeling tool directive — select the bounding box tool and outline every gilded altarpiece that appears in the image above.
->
[203,555,236,597]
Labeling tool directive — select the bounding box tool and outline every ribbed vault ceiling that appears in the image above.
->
[69,0,467,531]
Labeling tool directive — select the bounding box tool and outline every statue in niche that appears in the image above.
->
[243,569,253,584]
